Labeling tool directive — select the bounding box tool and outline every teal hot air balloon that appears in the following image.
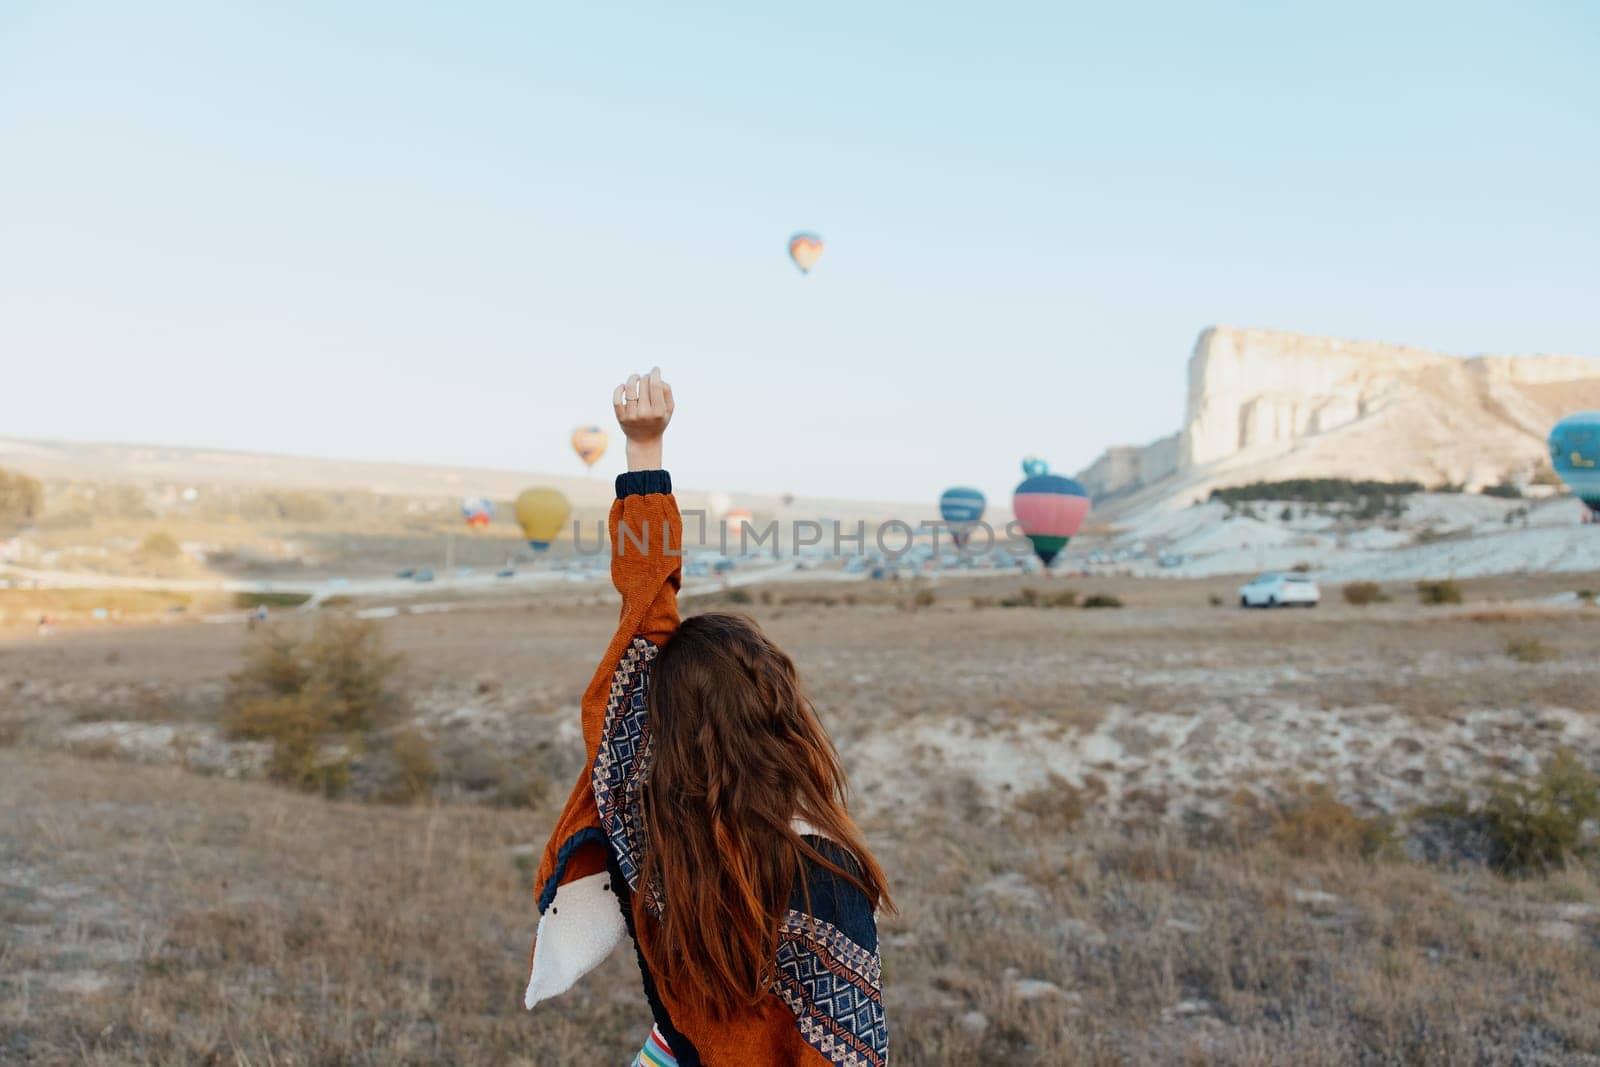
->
[1012,471,1090,566]
[939,487,986,548]
[1021,455,1049,478]
[1549,412,1600,519]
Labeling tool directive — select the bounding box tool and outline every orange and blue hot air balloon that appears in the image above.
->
[460,497,494,529]
[939,487,986,548]
[571,426,608,469]
[788,232,824,274]
[1549,412,1600,519]
[1012,466,1089,566]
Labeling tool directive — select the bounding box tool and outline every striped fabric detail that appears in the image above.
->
[774,911,888,1067]
[633,1025,678,1067]
[592,637,660,910]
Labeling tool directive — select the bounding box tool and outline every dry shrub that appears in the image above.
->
[1011,773,1088,830]
[783,593,840,607]
[138,530,182,559]
[911,588,937,609]
[1504,635,1558,664]
[1263,785,1397,860]
[1342,581,1390,605]
[299,615,404,732]
[1080,594,1123,609]
[997,588,1078,609]
[389,727,437,801]
[226,616,404,795]
[1416,579,1463,605]
[228,684,352,795]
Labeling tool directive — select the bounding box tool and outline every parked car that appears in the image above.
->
[413,568,435,583]
[1238,572,1319,608]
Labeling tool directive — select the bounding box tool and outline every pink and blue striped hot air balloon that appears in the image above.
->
[1012,466,1090,566]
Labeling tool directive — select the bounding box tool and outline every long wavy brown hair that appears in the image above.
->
[638,611,891,1020]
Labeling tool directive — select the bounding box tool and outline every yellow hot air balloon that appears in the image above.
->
[515,488,571,551]
[571,426,609,468]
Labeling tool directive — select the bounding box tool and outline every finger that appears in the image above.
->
[623,373,640,408]
[661,380,674,417]
[612,383,627,421]
[645,366,663,411]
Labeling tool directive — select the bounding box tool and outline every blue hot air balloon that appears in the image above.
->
[1021,455,1049,478]
[939,487,987,548]
[1013,474,1090,566]
[1549,412,1600,519]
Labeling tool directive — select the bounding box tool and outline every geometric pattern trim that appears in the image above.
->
[591,637,663,913]
[774,911,888,1067]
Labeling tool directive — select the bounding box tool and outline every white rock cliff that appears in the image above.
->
[1079,326,1600,511]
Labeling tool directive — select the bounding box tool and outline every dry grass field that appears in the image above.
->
[3,571,1599,1065]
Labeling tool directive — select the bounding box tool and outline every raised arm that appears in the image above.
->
[527,367,682,1007]
[607,367,680,649]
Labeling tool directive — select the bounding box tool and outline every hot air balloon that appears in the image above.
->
[1012,469,1090,567]
[460,497,494,529]
[725,507,754,528]
[706,491,732,520]
[514,488,571,551]
[1021,455,1048,478]
[1549,412,1600,519]
[939,487,986,548]
[571,426,608,469]
[788,232,824,274]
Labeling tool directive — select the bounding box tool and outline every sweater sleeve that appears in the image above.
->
[607,469,681,654]
[525,470,681,1009]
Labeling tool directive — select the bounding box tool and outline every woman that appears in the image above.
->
[525,368,892,1066]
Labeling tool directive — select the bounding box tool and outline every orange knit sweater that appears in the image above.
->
[526,475,887,1066]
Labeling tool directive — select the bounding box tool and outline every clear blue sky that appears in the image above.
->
[2,2,1596,503]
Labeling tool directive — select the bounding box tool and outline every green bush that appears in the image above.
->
[1342,582,1390,606]
[1210,479,1424,505]
[1081,593,1123,609]
[1480,481,1523,499]
[233,592,312,609]
[1416,580,1463,606]
[1482,750,1600,874]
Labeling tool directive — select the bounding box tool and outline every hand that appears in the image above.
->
[613,366,674,471]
